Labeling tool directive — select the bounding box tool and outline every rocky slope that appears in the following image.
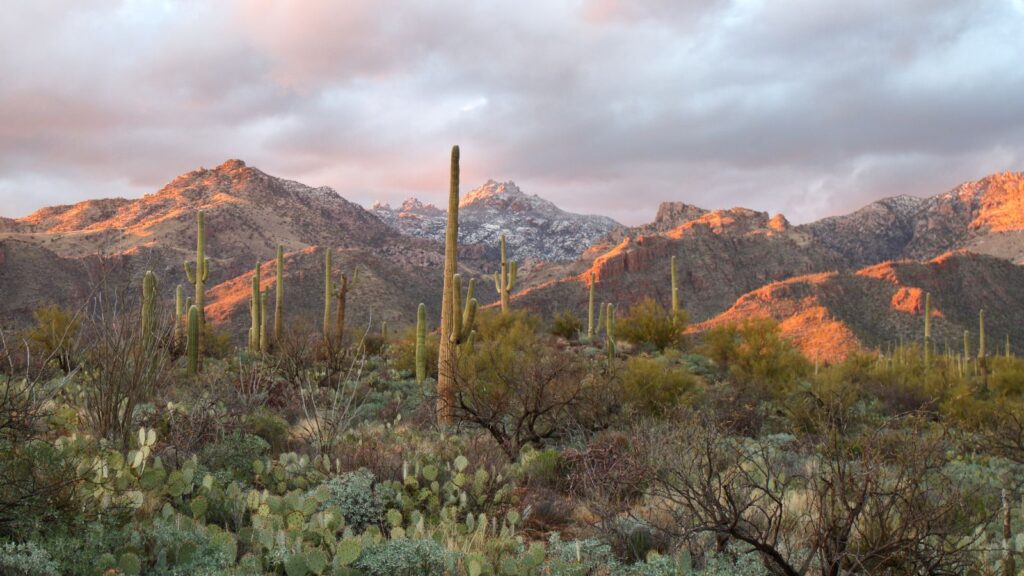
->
[0,159,461,333]
[372,180,622,262]
[692,252,1024,362]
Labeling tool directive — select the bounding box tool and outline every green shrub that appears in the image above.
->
[319,469,395,532]
[550,310,583,341]
[518,447,566,489]
[197,432,269,483]
[352,537,448,576]
[703,317,808,391]
[242,410,290,452]
[393,328,439,381]
[620,357,697,417]
[147,515,235,575]
[0,541,60,576]
[616,298,684,352]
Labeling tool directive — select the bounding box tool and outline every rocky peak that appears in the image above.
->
[460,180,524,207]
[654,202,708,229]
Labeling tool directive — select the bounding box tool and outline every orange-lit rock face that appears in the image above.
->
[966,172,1024,233]
[890,287,935,316]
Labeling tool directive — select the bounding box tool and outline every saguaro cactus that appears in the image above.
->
[979,309,988,391]
[605,303,616,368]
[260,290,268,355]
[334,268,358,344]
[323,248,332,342]
[249,261,262,353]
[141,271,157,349]
[416,303,427,384]
[186,305,200,376]
[450,274,478,352]
[923,292,931,365]
[183,210,209,371]
[493,234,517,312]
[274,245,284,344]
[438,145,462,426]
[174,284,184,348]
[587,272,596,341]
[671,256,680,324]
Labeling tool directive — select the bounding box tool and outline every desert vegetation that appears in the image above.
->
[2,147,1024,576]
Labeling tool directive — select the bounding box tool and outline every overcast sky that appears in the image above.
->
[1,0,1022,224]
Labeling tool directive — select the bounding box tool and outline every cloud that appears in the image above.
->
[0,0,1021,224]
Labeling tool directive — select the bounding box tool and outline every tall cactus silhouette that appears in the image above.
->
[174,284,184,348]
[141,271,157,349]
[587,272,596,342]
[322,248,332,343]
[249,261,262,353]
[438,145,463,426]
[183,210,209,371]
[493,234,517,312]
[923,292,931,365]
[260,290,268,355]
[334,267,358,344]
[605,303,616,368]
[450,274,478,352]
[274,245,284,344]
[670,256,680,324]
[186,305,200,376]
[979,309,988,391]
[416,303,427,384]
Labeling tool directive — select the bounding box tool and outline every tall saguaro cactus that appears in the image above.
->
[438,145,463,426]
[323,248,332,343]
[450,274,478,352]
[174,284,184,349]
[334,268,358,344]
[249,261,262,353]
[186,305,200,376]
[979,309,988,391]
[605,303,616,368]
[416,303,427,384]
[587,272,596,342]
[493,234,517,312]
[670,256,680,324]
[183,211,209,371]
[260,290,268,355]
[274,245,284,344]
[141,271,157,349]
[923,292,932,365]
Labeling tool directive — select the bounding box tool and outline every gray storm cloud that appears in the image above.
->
[0,0,1022,224]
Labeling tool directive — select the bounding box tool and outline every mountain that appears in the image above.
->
[800,172,1024,266]
[0,159,455,333]
[692,252,1024,362]
[372,180,622,262]
[510,172,1024,360]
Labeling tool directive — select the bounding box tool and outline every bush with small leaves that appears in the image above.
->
[198,432,270,483]
[619,357,697,417]
[243,409,290,452]
[319,469,394,532]
[0,541,60,576]
[616,297,684,352]
[352,537,449,576]
[549,310,583,341]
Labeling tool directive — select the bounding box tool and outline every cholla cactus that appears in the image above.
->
[183,210,209,371]
[493,234,517,312]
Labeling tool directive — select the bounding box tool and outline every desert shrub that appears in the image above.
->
[24,305,81,374]
[203,326,235,360]
[550,310,583,341]
[564,430,648,505]
[703,317,808,391]
[0,541,60,576]
[197,431,269,483]
[616,297,684,352]
[319,468,395,532]
[147,515,235,575]
[619,356,697,417]
[989,356,1024,397]
[518,446,566,489]
[455,313,589,460]
[242,409,290,452]
[352,537,448,576]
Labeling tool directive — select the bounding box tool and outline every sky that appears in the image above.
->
[1,0,1023,225]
